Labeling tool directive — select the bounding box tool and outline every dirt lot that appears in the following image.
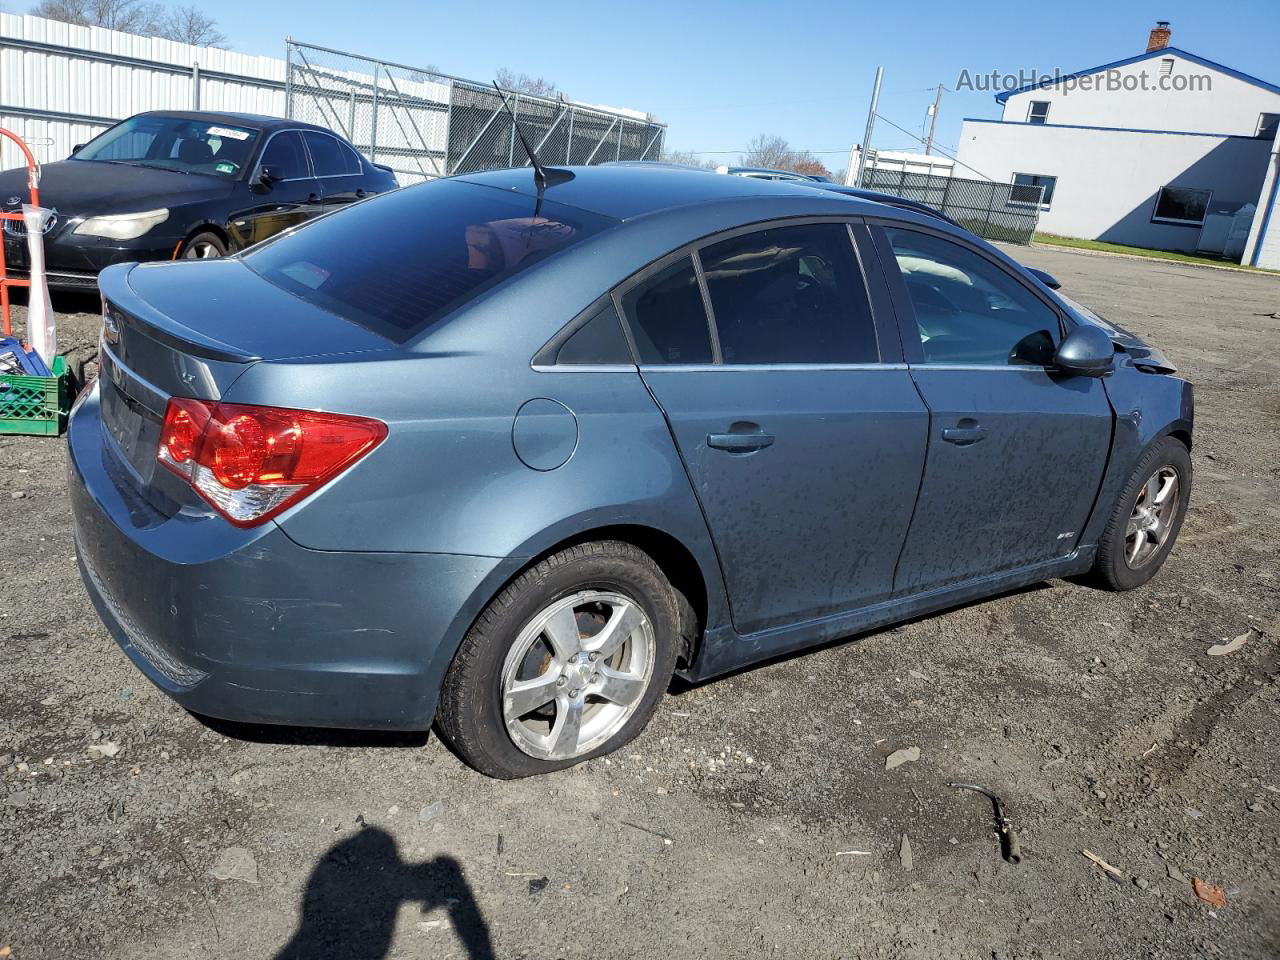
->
[1,246,1277,960]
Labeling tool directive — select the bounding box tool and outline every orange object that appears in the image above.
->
[1192,877,1227,908]
[0,127,42,338]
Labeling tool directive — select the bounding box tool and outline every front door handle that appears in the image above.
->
[308,192,320,202]
[708,431,775,453]
[941,424,986,445]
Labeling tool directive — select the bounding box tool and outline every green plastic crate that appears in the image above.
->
[0,355,71,437]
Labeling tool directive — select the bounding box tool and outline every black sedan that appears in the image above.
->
[0,111,398,289]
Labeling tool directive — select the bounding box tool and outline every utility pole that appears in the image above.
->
[854,66,883,188]
[924,83,943,155]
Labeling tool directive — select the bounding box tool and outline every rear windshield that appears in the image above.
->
[242,179,614,343]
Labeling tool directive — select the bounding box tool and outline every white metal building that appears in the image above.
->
[955,22,1280,267]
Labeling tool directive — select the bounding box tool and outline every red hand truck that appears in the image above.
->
[0,127,42,338]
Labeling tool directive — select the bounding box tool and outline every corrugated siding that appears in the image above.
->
[1,12,285,170]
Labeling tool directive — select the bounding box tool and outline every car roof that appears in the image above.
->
[799,182,959,226]
[134,110,336,134]
[455,164,883,222]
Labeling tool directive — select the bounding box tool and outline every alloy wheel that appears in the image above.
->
[183,241,222,259]
[499,590,655,761]
[1124,465,1179,569]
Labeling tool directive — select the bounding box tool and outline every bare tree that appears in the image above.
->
[660,148,718,169]
[495,68,561,99]
[32,0,162,33]
[154,5,226,47]
[742,134,793,170]
[32,0,227,46]
[741,135,832,177]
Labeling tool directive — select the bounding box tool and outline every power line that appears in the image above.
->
[871,111,995,181]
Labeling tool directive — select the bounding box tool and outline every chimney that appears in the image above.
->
[1147,21,1172,52]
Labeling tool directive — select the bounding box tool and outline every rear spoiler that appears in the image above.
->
[99,263,263,364]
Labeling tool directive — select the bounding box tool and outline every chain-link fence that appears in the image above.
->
[858,167,1043,244]
[285,40,665,185]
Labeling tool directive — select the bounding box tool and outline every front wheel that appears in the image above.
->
[436,542,680,779]
[1093,436,1192,590]
[180,231,227,260]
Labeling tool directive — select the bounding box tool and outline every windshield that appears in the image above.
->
[75,115,260,178]
[243,178,614,343]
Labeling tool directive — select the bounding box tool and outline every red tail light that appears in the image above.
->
[158,398,387,527]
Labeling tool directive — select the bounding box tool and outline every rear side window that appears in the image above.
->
[620,257,713,364]
[556,302,633,364]
[700,223,878,364]
[305,131,362,176]
[260,131,309,179]
[243,179,612,343]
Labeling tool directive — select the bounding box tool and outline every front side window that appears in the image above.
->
[244,179,611,343]
[75,114,259,177]
[259,132,310,180]
[1151,186,1211,225]
[884,227,1061,366]
[620,257,713,364]
[1027,101,1050,124]
[699,223,878,364]
[305,132,362,176]
[1011,172,1057,208]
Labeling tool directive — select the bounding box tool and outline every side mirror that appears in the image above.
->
[70,143,85,155]
[1027,267,1061,290]
[1054,325,1114,377]
[252,164,284,189]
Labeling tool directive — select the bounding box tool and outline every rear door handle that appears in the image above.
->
[941,425,986,445]
[707,432,775,452]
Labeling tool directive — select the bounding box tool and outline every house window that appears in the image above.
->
[1011,173,1057,208]
[1151,186,1212,225]
[1258,113,1280,140]
[1027,101,1050,124]
[1160,58,1174,76]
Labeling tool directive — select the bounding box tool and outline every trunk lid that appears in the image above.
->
[95,260,396,516]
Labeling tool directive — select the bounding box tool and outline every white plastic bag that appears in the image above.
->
[22,203,56,364]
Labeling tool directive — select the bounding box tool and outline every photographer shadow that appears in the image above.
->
[274,827,494,960]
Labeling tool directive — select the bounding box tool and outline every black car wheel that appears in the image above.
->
[1093,436,1191,590]
[436,541,680,779]
[180,232,227,260]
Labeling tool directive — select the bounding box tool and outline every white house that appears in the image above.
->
[955,22,1280,267]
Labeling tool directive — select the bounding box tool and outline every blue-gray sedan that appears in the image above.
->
[68,165,1193,778]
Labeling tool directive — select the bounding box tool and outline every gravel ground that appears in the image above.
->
[1,246,1278,960]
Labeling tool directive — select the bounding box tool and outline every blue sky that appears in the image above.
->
[166,0,1280,171]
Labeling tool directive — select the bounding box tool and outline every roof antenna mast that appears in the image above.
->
[491,81,574,195]
[492,81,547,187]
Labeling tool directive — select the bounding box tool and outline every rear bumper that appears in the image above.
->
[67,384,513,730]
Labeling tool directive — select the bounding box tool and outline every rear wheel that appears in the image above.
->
[180,231,227,260]
[436,541,680,779]
[1093,436,1191,590]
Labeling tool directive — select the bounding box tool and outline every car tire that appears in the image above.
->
[1093,436,1191,591]
[436,541,681,779]
[180,231,227,260]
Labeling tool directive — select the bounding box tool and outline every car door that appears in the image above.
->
[620,220,930,636]
[228,130,324,249]
[303,130,376,211]
[871,222,1114,594]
